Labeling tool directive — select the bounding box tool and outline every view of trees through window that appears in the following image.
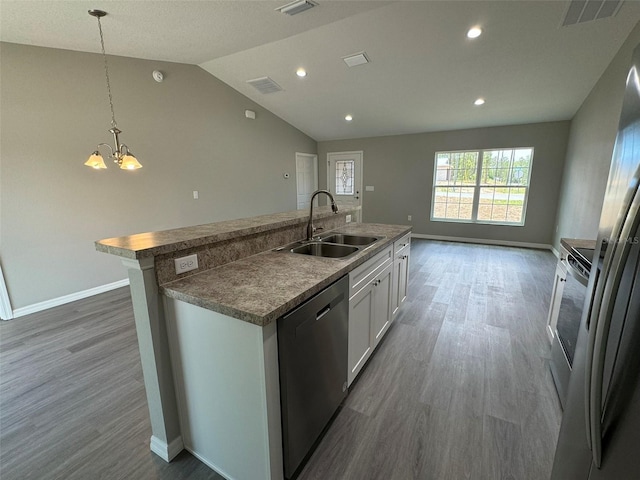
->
[432,147,534,225]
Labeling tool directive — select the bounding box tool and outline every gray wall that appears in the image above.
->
[318,121,570,246]
[553,23,640,250]
[0,43,316,310]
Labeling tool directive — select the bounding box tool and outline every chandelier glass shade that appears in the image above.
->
[85,9,142,170]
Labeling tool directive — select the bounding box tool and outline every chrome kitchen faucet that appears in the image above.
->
[307,190,338,241]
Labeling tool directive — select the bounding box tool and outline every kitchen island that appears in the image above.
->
[96,207,410,480]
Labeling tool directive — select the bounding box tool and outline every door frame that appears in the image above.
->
[295,152,318,210]
[327,150,363,220]
[0,262,13,320]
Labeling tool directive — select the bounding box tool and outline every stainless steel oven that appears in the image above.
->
[550,247,594,408]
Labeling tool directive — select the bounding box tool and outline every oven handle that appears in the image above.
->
[566,254,590,287]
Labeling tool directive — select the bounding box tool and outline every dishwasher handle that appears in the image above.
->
[316,304,331,321]
[290,291,345,338]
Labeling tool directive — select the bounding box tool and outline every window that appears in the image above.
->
[335,159,354,195]
[431,147,534,225]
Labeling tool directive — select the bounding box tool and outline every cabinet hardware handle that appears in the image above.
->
[316,305,331,321]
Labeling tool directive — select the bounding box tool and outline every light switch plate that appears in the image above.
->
[175,254,198,274]
[365,186,375,191]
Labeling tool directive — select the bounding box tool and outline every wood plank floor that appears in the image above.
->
[298,240,562,480]
[0,287,224,480]
[0,239,562,479]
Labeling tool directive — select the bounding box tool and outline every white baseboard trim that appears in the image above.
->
[411,233,553,251]
[150,435,184,462]
[186,446,235,480]
[550,246,560,258]
[10,278,130,320]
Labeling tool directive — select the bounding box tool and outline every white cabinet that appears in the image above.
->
[348,277,374,385]
[391,234,411,319]
[371,262,393,347]
[546,249,568,343]
[347,245,393,386]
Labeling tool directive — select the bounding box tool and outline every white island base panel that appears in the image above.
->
[164,297,284,480]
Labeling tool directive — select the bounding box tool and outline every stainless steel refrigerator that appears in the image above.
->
[551,44,640,479]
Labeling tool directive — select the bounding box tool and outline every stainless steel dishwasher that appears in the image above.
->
[278,275,349,479]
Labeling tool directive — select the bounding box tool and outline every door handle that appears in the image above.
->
[585,164,640,451]
[586,178,640,468]
[316,304,331,321]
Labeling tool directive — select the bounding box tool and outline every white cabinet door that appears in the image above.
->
[348,282,374,386]
[546,258,568,342]
[372,263,393,348]
[391,235,411,319]
[348,241,406,386]
[391,257,401,318]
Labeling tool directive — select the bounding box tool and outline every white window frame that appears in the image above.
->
[430,147,534,226]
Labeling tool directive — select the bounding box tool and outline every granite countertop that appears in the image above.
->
[95,206,359,260]
[560,238,597,252]
[161,223,411,327]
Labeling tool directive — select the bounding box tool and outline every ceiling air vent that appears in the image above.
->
[343,52,370,68]
[276,0,317,16]
[247,77,283,94]
[562,0,624,26]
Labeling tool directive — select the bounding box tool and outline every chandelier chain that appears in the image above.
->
[96,16,118,129]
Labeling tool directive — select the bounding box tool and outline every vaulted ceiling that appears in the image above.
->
[2,1,639,140]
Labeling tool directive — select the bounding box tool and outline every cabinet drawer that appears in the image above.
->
[394,234,411,256]
[349,245,393,299]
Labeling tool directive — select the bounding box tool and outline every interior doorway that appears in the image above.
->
[295,152,318,210]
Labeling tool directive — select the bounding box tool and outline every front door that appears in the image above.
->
[327,151,363,221]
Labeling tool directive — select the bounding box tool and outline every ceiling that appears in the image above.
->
[2,1,639,141]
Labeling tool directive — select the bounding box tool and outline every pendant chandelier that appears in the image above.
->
[84,9,142,170]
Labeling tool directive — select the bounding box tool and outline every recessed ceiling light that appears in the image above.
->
[474,98,485,106]
[467,27,483,39]
[345,114,353,122]
[296,68,307,78]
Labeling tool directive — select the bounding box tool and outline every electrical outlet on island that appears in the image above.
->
[175,254,198,274]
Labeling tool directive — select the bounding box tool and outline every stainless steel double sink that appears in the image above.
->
[275,233,382,259]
